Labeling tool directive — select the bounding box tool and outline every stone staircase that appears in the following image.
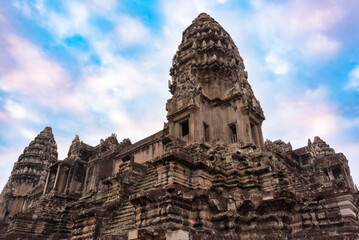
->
[70,214,97,240]
[133,165,158,194]
[103,200,135,237]
[101,165,158,238]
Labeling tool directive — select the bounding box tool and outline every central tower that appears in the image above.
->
[166,13,265,147]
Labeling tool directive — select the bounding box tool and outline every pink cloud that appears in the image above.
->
[282,0,343,37]
[0,33,82,111]
[302,33,340,57]
[248,0,344,60]
[116,17,150,46]
[263,86,339,146]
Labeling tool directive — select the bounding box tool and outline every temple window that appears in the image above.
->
[332,167,342,179]
[229,124,237,143]
[180,120,189,142]
[203,122,210,142]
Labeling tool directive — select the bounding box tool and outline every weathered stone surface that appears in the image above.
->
[0,13,358,240]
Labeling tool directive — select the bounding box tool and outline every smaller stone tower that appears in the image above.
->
[0,127,57,221]
[166,13,265,147]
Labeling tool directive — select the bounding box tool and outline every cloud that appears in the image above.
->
[265,52,291,75]
[302,33,340,57]
[91,0,117,11]
[15,0,154,67]
[1,34,67,90]
[12,0,33,18]
[251,0,343,37]
[18,127,37,140]
[0,33,81,110]
[1,0,169,148]
[160,0,212,27]
[43,2,90,40]
[347,65,359,90]
[280,0,343,37]
[4,100,40,122]
[75,54,168,142]
[263,86,338,145]
[116,16,150,46]
[248,0,344,61]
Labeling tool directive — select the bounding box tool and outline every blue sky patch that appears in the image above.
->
[64,34,89,51]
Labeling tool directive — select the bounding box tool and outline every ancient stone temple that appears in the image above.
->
[0,13,358,240]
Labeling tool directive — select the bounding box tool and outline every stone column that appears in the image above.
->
[43,172,51,195]
[237,113,245,144]
[69,166,78,193]
[242,114,251,144]
[189,114,194,142]
[65,167,74,194]
[253,125,260,147]
[53,165,62,192]
[257,124,264,147]
[83,166,90,194]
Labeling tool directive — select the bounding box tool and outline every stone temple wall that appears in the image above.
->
[0,13,358,240]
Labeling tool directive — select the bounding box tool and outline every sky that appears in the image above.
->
[0,0,359,190]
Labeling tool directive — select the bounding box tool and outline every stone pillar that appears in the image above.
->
[69,167,78,193]
[58,167,69,193]
[65,167,74,194]
[237,113,245,144]
[43,172,50,195]
[342,168,354,189]
[53,165,62,192]
[253,125,260,147]
[242,114,251,144]
[257,124,264,147]
[83,167,89,194]
[189,114,194,142]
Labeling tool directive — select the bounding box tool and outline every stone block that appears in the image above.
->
[128,229,138,240]
[165,229,189,240]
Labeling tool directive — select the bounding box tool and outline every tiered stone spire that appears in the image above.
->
[12,126,57,177]
[311,136,335,156]
[168,13,263,115]
[0,126,57,220]
[166,13,264,146]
